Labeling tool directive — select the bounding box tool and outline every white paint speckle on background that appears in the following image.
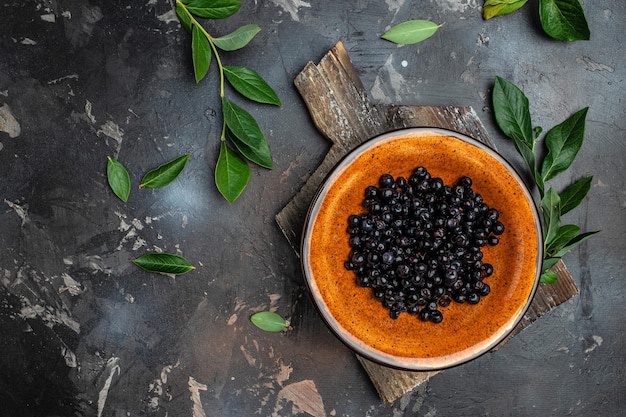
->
[0,103,21,138]
[19,302,80,333]
[188,376,208,417]
[97,357,121,417]
[97,120,124,156]
[584,335,604,354]
[157,9,178,24]
[4,199,28,225]
[401,60,408,68]
[41,13,56,22]
[272,380,326,417]
[434,0,480,13]
[59,273,84,296]
[269,0,311,22]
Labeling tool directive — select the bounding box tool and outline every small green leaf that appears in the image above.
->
[213,24,261,51]
[186,0,241,19]
[133,252,195,275]
[250,311,288,332]
[552,230,600,258]
[140,154,190,189]
[224,66,281,106]
[381,20,443,45]
[107,157,131,203]
[559,176,592,215]
[542,256,561,272]
[215,141,250,203]
[176,2,193,32]
[226,127,273,169]
[540,107,588,183]
[222,97,269,151]
[540,270,559,284]
[546,224,580,254]
[192,24,211,83]
[539,0,590,41]
[483,0,528,20]
[540,188,561,245]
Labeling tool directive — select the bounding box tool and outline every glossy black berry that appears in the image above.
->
[379,173,395,188]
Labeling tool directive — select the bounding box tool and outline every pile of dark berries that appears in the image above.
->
[344,167,505,323]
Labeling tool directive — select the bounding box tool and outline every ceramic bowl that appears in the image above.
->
[300,127,543,371]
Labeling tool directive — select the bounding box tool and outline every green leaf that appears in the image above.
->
[483,0,528,20]
[185,0,241,19]
[107,157,131,203]
[222,97,270,152]
[213,24,261,51]
[492,76,538,180]
[133,252,195,275]
[539,0,590,41]
[140,154,190,189]
[226,127,273,169]
[176,2,193,32]
[493,76,534,149]
[250,311,288,332]
[540,188,561,245]
[215,141,250,203]
[559,176,592,215]
[224,66,281,106]
[553,230,600,258]
[540,107,588,182]
[542,256,561,272]
[381,20,443,45]
[540,270,559,284]
[192,24,211,83]
[546,224,580,254]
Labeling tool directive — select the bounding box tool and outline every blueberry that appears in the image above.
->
[379,174,395,188]
[430,310,443,323]
[382,251,395,265]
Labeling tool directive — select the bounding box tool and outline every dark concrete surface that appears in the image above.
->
[0,1,624,416]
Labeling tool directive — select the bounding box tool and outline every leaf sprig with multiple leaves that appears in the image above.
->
[175,0,281,202]
[492,76,599,283]
[483,0,590,41]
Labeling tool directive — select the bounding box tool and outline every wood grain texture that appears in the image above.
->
[276,41,579,403]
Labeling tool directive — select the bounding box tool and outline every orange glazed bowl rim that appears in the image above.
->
[300,127,543,371]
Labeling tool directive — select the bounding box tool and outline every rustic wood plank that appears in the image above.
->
[276,41,579,404]
[356,355,438,404]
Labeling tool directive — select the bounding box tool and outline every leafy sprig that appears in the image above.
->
[175,0,281,202]
[492,76,599,283]
[483,0,590,41]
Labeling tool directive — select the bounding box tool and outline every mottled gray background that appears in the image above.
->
[0,0,624,416]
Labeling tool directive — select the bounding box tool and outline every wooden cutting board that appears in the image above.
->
[275,41,579,403]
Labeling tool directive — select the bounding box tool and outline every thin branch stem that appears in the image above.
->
[176,0,228,140]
